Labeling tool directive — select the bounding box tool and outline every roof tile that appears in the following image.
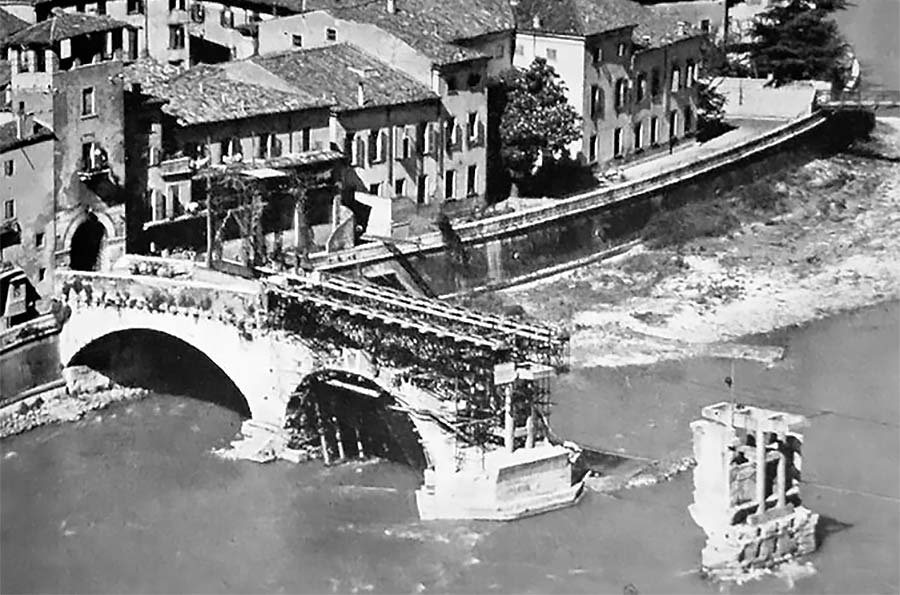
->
[6,9,132,48]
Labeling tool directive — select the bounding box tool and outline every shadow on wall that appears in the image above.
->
[68,328,252,416]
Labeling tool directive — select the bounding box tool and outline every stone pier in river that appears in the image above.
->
[689,402,818,579]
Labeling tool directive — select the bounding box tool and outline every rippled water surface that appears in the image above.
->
[2,301,897,594]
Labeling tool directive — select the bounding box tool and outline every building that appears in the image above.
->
[3,9,135,275]
[123,42,446,258]
[254,0,514,202]
[513,0,705,166]
[0,112,55,299]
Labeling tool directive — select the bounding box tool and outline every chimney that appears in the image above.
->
[532,14,541,29]
[301,0,307,11]
[642,34,651,45]
[677,21,687,36]
[357,81,365,107]
[15,106,33,141]
[509,0,518,6]
[386,0,395,14]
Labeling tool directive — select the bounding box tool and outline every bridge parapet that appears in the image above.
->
[56,270,266,338]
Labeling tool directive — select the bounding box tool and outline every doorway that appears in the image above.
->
[69,213,106,271]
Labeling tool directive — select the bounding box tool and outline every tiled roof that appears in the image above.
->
[515,0,701,47]
[253,44,438,111]
[6,9,131,47]
[262,0,512,65]
[0,118,54,152]
[120,57,184,93]
[148,60,330,125]
[0,7,27,41]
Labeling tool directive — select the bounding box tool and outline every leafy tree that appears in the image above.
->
[749,0,849,86]
[498,58,581,193]
[695,79,730,142]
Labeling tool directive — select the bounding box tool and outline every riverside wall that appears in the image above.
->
[320,112,873,297]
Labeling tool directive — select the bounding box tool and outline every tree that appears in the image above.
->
[498,58,581,194]
[749,0,849,86]
[695,79,730,142]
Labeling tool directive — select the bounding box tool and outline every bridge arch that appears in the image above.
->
[285,369,429,470]
[59,300,314,425]
[68,328,253,416]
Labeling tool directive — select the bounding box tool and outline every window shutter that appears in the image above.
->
[368,131,377,164]
[379,130,389,162]
[476,120,485,146]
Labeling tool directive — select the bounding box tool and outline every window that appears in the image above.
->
[617,42,627,57]
[614,79,628,111]
[700,19,710,34]
[546,48,557,61]
[589,134,597,162]
[38,268,46,282]
[650,116,659,145]
[3,199,14,220]
[97,0,106,14]
[169,25,185,50]
[301,128,311,151]
[378,130,389,162]
[292,34,303,47]
[221,8,234,28]
[128,29,139,60]
[355,134,367,167]
[190,3,205,22]
[467,112,478,144]
[467,165,477,196]
[401,134,412,159]
[3,159,12,176]
[636,72,647,102]
[445,118,457,151]
[684,106,694,131]
[35,232,44,248]
[153,190,165,220]
[613,127,623,157]
[325,28,337,41]
[222,137,242,160]
[444,170,455,200]
[671,63,681,92]
[592,46,603,64]
[368,182,380,195]
[34,50,46,72]
[467,73,482,89]
[257,133,282,159]
[494,43,505,59]
[634,121,643,150]
[685,61,695,87]
[168,184,180,218]
[590,85,603,118]
[394,178,406,196]
[81,87,95,117]
[417,175,427,204]
[446,75,458,93]
[515,44,524,56]
[168,0,185,10]
[669,109,679,138]
[127,0,144,14]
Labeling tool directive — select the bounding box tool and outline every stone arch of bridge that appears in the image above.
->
[59,304,313,425]
[285,368,429,470]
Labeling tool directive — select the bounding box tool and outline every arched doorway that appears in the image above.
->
[69,213,106,271]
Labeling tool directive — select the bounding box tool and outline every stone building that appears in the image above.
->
[0,112,55,299]
[255,0,514,202]
[123,42,445,257]
[3,10,135,279]
[512,0,704,166]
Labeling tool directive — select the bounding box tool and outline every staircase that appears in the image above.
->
[380,240,437,298]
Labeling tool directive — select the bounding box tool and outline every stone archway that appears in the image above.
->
[285,369,428,469]
[69,213,107,271]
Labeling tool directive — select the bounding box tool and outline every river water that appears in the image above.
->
[2,300,897,594]
[3,4,899,593]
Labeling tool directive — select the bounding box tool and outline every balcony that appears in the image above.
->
[159,155,193,178]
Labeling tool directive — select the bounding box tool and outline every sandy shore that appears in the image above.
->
[502,117,900,369]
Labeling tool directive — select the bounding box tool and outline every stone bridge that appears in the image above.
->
[55,267,581,520]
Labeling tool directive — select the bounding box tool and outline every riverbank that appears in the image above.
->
[481,117,900,370]
[0,385,150,440]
